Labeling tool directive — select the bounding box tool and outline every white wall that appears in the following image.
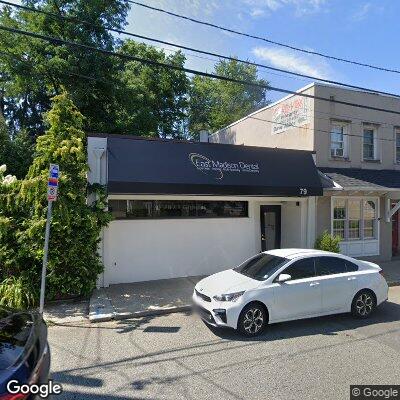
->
[281,202,304,248]
[103,205,259,285]
[101,198,308,285]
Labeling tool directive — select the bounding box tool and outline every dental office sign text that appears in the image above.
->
[189,153,259,180]
[272,96,310,134]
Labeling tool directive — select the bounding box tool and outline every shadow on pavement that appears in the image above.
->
[52,371,103,387]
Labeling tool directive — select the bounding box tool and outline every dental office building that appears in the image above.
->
[210,83,400,264]
[88,134,328,286]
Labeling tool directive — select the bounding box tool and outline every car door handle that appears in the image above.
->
[310,282,320,287]
[348,277,356,281]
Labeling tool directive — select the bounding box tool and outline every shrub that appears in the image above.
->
[314,231,341,253]
[0,276,36,309]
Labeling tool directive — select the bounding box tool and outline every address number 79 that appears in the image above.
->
[299,188,308,195]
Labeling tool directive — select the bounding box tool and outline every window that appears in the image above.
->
[363,200,376,239]
[396,130,400,163]
[348,200,361,240]
[108,200,248,219]
[333,199,346,239]
[283,258,316,280]
[315,257,347,276]
[363,125,378,160]
[332,198,378,241]
[345,261,359,272]
[235,254,288,281]
[330,123,348,158]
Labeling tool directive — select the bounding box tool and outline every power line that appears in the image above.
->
[2,25,400,118]
[128,0,400,75]
[1,45,398,144]
[1,0,399,99]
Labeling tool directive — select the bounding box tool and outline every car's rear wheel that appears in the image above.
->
[351,290,376,319]
[238,303,267,337]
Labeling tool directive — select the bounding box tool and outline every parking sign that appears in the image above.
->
[47,164,59,202]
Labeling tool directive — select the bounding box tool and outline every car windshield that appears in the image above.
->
[234,254,288,281]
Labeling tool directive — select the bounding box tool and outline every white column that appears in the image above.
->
[87,137,107,288]
[306,196,316,248]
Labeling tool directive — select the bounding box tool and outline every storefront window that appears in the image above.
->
[109,200,248,219]
[332,198,377,241]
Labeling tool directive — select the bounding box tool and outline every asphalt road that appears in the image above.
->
[48,286,400,400]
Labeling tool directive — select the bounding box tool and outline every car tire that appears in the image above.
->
[351,290,376,319]
[238,303,267,337]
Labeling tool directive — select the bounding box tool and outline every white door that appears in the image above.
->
[272,258,322,321]
[315,256,357,312]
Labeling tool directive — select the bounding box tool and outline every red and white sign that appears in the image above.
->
[272,96,310,134]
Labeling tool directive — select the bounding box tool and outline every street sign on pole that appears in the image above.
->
[39,164,59,314]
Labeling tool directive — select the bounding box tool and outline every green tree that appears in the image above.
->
[188,59,269,135]
[0,0,130,137]
[0,92,111,303]
[0,114,33,178]
[115,41,189,138]
[0,113,11,167]
[8,130,34,179]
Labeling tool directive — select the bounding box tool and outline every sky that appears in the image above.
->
[124,0,400,102]
[4,0,400,103]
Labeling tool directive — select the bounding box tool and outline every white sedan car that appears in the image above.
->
[193,249,388,336]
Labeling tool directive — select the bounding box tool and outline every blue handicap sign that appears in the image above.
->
[50,164,59,179]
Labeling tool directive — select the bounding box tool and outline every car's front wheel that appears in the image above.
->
[351,290,376,318]
[238,303,267,337]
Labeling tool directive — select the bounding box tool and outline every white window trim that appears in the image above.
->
[330,196,380,256]
[362,124,379,161]
[330,121,349,159]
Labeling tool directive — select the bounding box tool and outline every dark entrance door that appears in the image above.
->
[260,205,281,252]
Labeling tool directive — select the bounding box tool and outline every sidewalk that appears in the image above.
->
[89,275,204,322]
[380,259,400,286]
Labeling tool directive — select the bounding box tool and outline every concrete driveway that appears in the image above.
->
[89,276,204,322]
[49,286,400,400]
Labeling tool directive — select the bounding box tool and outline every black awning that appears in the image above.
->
[106,136,323,196]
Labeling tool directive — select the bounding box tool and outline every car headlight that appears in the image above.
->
[213,291,245,302]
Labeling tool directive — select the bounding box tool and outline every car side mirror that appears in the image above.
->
[277,273,291,283]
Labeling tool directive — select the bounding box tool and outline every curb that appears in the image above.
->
[89,304,193,323]
[388,281,400,287]
[89,288,115,323]
[112,305,192,321]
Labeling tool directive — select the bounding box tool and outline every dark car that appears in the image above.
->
[0,307,50,399]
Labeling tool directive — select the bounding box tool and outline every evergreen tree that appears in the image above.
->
[0,92,111,302]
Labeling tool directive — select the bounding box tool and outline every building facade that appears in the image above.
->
[210,83,400,262]
[88,135,326,286]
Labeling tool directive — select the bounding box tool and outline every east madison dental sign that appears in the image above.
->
[189,152,259,180]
